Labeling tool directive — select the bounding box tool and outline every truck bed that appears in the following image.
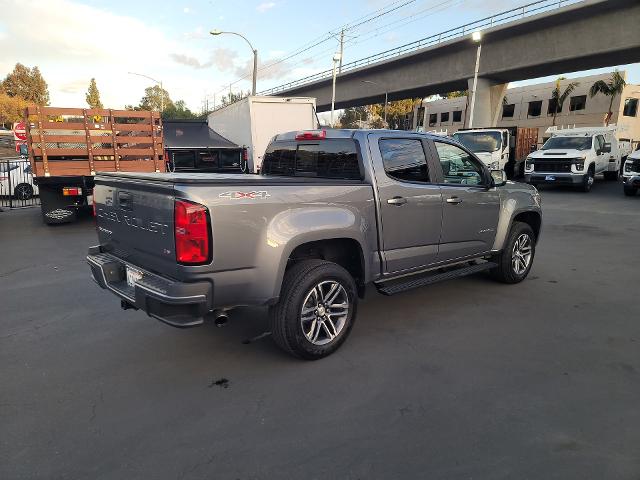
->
[97,171,368,185]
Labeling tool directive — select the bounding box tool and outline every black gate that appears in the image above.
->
[0,157,40,209]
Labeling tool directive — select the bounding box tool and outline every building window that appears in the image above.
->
[440,112,450,123]
[528,100,542,117]
[569,95,587,112]
[429,113,437,127]
[623,98,638,117]
[548,98,559,115]
[453,110,462,123]
[502,104,515,118]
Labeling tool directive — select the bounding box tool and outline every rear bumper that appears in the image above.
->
[87,248,212,328]
[525,173,586,185]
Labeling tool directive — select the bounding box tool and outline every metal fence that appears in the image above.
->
[0,157,40,209]
[259,0,582,96]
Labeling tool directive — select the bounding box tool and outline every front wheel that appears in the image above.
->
[269,260,358,360]
[14,183,34,200]
[624,185,637,197]
[491,222,536,284]
[580,168,595,192]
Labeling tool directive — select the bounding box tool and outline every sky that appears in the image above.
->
[0,0,638,114]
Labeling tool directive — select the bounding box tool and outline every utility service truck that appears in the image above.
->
[452,127,538,179]
[524,126,623,192]
[24,106,165,224]
[207,96,317,173]
[622,147,640,196]
[87,129,542,360]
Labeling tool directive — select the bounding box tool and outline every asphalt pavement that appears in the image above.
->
[1,179,639,479]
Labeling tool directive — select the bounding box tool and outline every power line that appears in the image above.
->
[207,0,430,99]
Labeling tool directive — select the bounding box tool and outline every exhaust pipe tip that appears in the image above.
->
[213,311,229,327]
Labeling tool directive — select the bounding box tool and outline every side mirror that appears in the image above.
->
[530,143,538,153]
[602,142,611,153]
[509,136,516,148]
[491,169,507,187]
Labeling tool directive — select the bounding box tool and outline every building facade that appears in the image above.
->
[413,71,640,148]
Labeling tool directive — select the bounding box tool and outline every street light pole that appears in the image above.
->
[468,30,483,129]
[331,53,341,127]
[210,29,258,96]
[362,80,388,126]
[128,72,164,112]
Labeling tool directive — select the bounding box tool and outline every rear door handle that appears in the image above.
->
[446,196,462,205]
[387,196,407,206]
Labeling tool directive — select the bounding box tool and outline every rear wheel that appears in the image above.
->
[624,185,637,197]
[491,222,536,284]
[269,260,358,360]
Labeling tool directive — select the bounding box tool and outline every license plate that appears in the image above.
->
[126,266,143,287]
[545,175,556,181]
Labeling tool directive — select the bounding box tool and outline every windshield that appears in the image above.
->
[542,136,593,151]
[452,131,502,153]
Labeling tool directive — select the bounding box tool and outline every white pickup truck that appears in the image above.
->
[623,147,640,196]
[524,127,623,192]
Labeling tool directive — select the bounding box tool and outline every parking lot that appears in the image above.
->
[1,180,639,479]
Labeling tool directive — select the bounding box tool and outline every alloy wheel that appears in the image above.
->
[511,233,532,275]
[300,280,350,346]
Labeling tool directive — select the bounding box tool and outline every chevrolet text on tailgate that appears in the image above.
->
[88,129,542,360]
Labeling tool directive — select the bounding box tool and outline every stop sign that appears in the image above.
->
[13,121,27,141]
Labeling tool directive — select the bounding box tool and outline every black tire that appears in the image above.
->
[490,222,536,284]
[624,186,637,197]
[14,183,34,200]
[604,171,619,181]
[269,259,358,360]
[580,167,595,192]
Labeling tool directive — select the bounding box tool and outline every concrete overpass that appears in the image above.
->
[263,0,640,127]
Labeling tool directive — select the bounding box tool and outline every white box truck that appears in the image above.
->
[207,96,317,173]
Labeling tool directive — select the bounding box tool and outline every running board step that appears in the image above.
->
[376,262,498,296]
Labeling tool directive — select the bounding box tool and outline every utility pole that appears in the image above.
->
[339,29,344,73]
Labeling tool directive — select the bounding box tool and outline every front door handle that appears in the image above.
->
[446,196,462,205]
[387,196,407,206]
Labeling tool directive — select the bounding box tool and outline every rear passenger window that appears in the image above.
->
[379,138,429,183]
[262,139,361,180]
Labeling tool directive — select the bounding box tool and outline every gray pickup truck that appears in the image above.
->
[88,129,542,359]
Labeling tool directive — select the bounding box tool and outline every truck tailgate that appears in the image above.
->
[94,175,179,278]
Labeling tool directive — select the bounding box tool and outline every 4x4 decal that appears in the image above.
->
[219,191,271,200]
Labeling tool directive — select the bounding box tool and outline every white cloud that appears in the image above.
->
[59,79,90,94]
[170,48,239,71]
[256,2,276,13]
[183,7,191,13]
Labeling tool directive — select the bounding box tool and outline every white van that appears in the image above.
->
[524,127,622,192]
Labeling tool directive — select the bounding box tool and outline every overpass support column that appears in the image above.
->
[466,78,508,128]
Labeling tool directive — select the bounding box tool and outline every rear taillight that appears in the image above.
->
[63,187,81,196]
[295,130,326,140]
[174,199,210,265]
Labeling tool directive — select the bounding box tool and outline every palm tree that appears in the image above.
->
[550,77,579,126]
[589,71,626,126]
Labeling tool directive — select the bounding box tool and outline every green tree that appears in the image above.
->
[162,100,197,120]
[446,90,467,98]
[369,98,420,130]
[0,63,50,105]
[339,106,368,128]
[550,77,579,126]
[0,93,28,128]
[85,78,103,109]
[138,85,173,112]
[589,71,626,126]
